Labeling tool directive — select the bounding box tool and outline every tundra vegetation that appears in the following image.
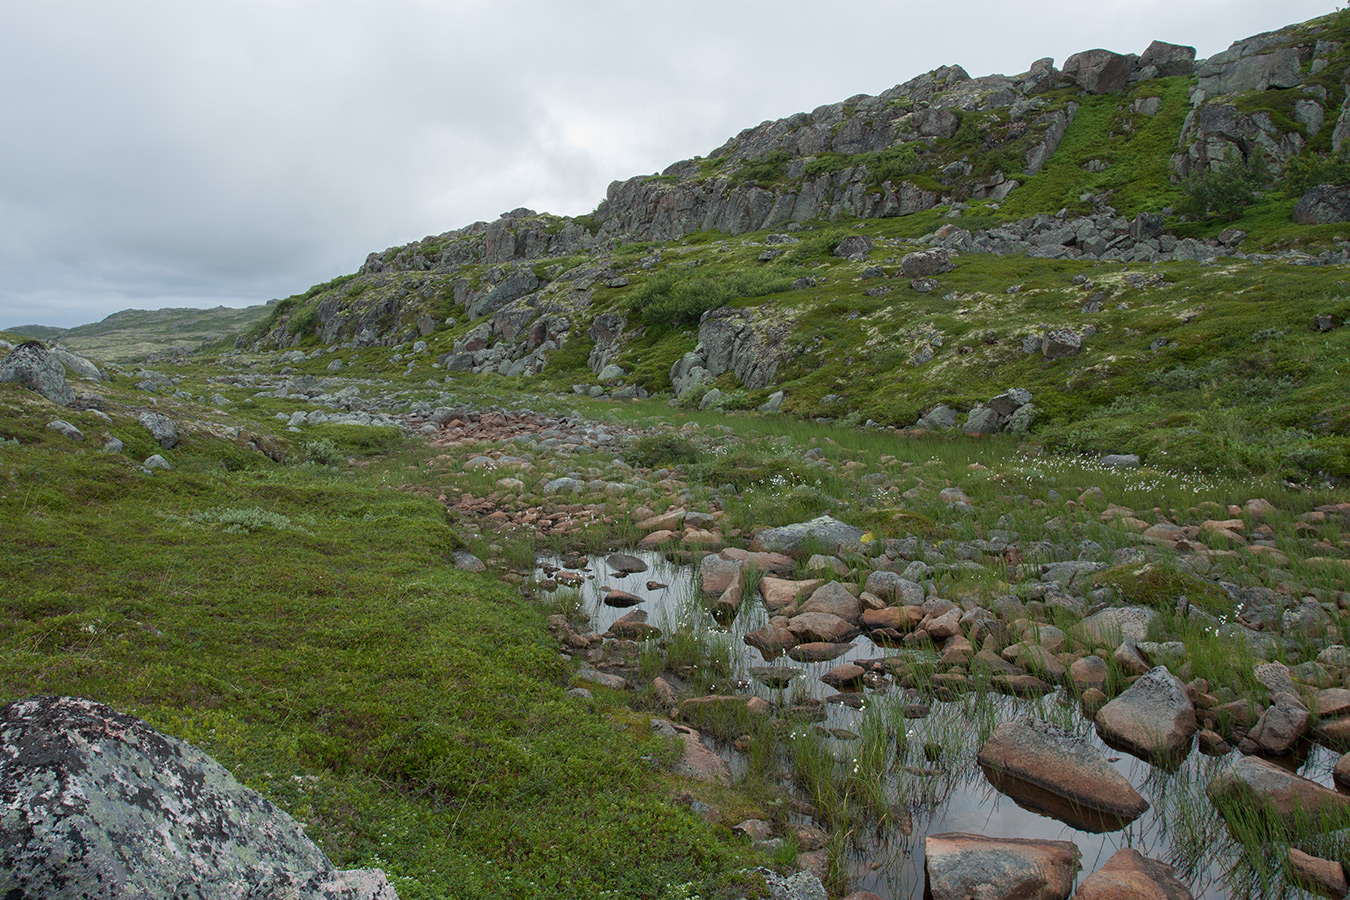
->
[10,9,1350,900]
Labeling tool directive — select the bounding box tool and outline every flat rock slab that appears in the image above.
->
[576,668,627,690]
[670,723,731,784]
[1318,688,1350,718]
[0,696,395,900]
[925,832,1079,900]
[1072,848,1194,899]
[1094,666,1196,764]
[719,547,795,574]
[978,718,1148,832]
[760,576,823,610]
[1077,606,1158,646]
[1208,754,1350,832]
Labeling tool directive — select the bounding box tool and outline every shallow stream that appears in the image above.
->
[538,549,1343,900]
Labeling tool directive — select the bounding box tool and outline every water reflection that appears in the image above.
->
[537,549,1340,900]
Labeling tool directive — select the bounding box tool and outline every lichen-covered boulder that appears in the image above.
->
[1094,666,1196,764]
[752,516,864,557]
[1293,184,1350,224]
[0,696,397,900]
[137,411,179,449]
[0,340,76,407]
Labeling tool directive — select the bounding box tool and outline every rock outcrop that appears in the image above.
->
[0,696,396,900]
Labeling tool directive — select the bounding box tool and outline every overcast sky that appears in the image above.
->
[0,0,1335,329]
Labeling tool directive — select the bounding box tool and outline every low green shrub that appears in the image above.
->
[304,437,341,465]
[1281,149,1350,195]
[1179,149,1271,222]
[625,268,797,327]
[625,433,700,468]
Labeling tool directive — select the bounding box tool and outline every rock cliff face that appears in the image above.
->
[252,11,1350,404]
[591,64,1082,242]
[1175,24,1342,177]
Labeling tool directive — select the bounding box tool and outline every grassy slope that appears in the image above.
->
[5,324,67,341]
[52,305,272,363]
[0,381,750,900]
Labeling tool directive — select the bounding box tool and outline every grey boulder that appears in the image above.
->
[0,341,76,407]
[900,248,955,278]
[753,516,864,557]
[46,420,84,441]
[1094,666,1196,763]
[137,411,179,449]
[1138,41,1196,78]
[50,347,108,381]
[1293,184,1350,225]
[1063,49,1134,95]
[0,696,397,900]
[833,236,873,261]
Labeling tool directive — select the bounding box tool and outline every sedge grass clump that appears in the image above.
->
[625,433,701,468]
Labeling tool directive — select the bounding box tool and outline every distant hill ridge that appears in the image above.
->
[6,305,271,364]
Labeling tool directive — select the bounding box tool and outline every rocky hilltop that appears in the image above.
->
[237,10,1350,485]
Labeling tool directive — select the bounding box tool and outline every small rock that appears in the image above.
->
[45,420,83,441]
[452,550,486,573]
[1287,848,1348,900]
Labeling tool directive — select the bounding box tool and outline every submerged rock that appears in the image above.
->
[1072,848,1194,899]
[924,832,1079,900]
[0,696,396,900]
[606,552,648,574]
[977,718,1148,832]
[1208,755,1350,833]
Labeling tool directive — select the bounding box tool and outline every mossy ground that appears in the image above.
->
[0,380,761,900]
